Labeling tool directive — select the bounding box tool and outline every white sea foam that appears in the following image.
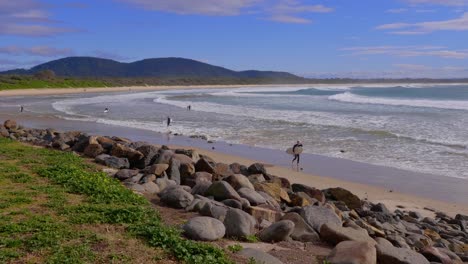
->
[328,92,468,111]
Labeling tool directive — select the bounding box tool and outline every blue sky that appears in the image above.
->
[0,0,467,78]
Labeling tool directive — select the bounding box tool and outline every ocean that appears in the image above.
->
[3,84,468,180]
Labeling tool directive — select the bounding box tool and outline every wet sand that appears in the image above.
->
[2,111,467,217]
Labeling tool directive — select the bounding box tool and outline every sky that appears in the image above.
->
[0,0,468,78]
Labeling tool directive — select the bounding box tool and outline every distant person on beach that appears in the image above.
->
[292,141,303,167]
[167,117,171,127]
[104,107,109,113]
[20,105,24,112]
[187,105,191,111]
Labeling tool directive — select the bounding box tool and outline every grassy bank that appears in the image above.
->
[0,138,231,264]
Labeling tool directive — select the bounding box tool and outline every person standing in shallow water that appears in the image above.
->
[292,140,303,169]
[167,117,171,127]
[19,105,24,113]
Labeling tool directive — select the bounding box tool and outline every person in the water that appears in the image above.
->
[167,117,171,127]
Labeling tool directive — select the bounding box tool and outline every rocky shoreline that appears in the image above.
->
[2,119,467,264]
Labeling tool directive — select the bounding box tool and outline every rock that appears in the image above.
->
[223,208,256,238]
[238,187,267,206]
[409,211,423,220]
[320,224,375,246]
[281,212,320,242]
[386,234,411,249]
[83,136,104,157]
[213,163,233,179]
[375,237,430,264]
[145,164,169,176]
[205,181,241,201]
[195,158,215,173]
[325,187,362,210]
[254,182,290,203]
[289,192,314,207]
[183,171,212,187]
[96,136,114,151]
[168,159,181,184]
[134,144,159,168]
[405,234,432,249]
[111,143,144,166]
[248,174,266,184]
[258,191,281,210]
[179,163,195,180]
[258,220,295,242]
[154,149,174,165]
[159,186,194,209]
[248,163,266,175]
[229,162,248,175]
[4,120,17,130]
[421,246,463,263]
[172,153,194,165]
[455,214,468,221]
[95,154,130,169]
[191,181,211,196]
[114,169,139,181]
[125,182,146,193]
[183,216,225,241]
[424,229,441,241]
[238,248,283,264]
[141,181,160,194]
[200,203,228,221]
[292,183,325,203]
[328,241,377,264]
[300,205,342,232]
[225,174,254,190]
[246,206,283,223]
[222,199,243,209]
[0,125,9,137]
[155,178,177,192]
[371,203,391,214]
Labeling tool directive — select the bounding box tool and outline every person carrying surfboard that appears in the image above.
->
[292,141,303,167]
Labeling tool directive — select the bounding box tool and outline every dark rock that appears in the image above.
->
[95,154,129,169]
[223,208,256,238]
[421,246,463,263]
[110,143,144,166]
[292,183,325,203]
[222,199,243,209]
[455,214,468,221]
[115,169,139,181]
[409,211,423,220]
[190,181,211,196]
[0,125,9,137]
[371,203,391,214]
[183,171,212,187]
[71,134,91,152]
[3,119,17,130]
[300,205,342,232]
[83,136,105,157]
[154,149,174,165]
[325,187,362,210]
[183,216,225,241]
[258,220,294,242]
[213,163,233,179]
[145,164,169,176]
[134,144,159,168]
[248,163,266,175]
[229,162,248,175]
[199,203,228,221]
[248,174,266,184]
[281,212,320,242]
[225,174,254,190]
[327,241,377,264]
[254,182,290,203]
[168,158,181,184]
[195,158,215,174]
[205,181,241,201]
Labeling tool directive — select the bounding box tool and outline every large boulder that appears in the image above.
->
[238,248,283,264]
[281,212,320,242]
[172,153,194,166]
[205,181,241,201]
[258,220,295,242]
[421,246,463,263]
[83,136,104,158]
[238,187,266,205]
[254,182,290,203]
[248,163,266,175]
[111,143,144,166]
[183,171,212,187]
[229,162,248,175]
[195,158,215,173]
[223,208,256,238]
[199,203,228,222]
[96,136,114,151]
[134,144,159,168]
[289,192,315,207]
[114,169,139,181]
[168,159,181,184]
[3,119,17,130]
[191,181,211,196]
[375,237,430,264]
[319,224,376,246]
[325,187,362,210]
[292,184,325,203]
[327,241,377,264]
[95,154,129,169]
[300,205,342,232]
[225,174,254,190]
[0,125,9,137]
[183,216,225,241]
[145,164,169,176]
[246,206,283,223]
[154,149,174,165]
[159,186,194,209]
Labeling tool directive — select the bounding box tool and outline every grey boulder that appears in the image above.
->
[224,208,256,238]
[258,220,295,242]
[327,241,377,264]
[183,216,225,241]
[300,205,342,231]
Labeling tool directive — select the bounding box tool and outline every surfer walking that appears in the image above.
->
[19,105,24,113]
[292,141,303,169]
[167,116,171,127]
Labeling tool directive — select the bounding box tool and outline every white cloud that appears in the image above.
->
[402,0,468,6]
[341,46,468,59]
[377,12,468,34]
[386,8,408,13]
[0,45,73,57]
[118,0,334,24]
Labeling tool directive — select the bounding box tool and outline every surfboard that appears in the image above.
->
[286,146,303,155]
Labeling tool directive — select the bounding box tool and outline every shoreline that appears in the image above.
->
[1,82,467,97]
[1,113,467,217]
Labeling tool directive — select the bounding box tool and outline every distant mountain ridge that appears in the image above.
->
[1,57,302,79]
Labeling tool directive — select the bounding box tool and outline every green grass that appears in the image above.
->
[0,75,109,90]
[0,138,232,263]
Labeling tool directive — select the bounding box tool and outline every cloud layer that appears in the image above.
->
[377,12,468,34]
[0,46,73,57]
[342,46,468,59]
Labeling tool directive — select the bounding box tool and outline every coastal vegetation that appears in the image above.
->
[0,137,231,263]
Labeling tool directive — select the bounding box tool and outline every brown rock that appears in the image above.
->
[289,192,311,207]
[254,182,291,203]
[328,241,377,264]
[246,206,283,223]
[421,246,463,264]
[325,187,362,210]
[173,153,194,165]
[3,119,17,130]
[225,174,254,190]
[111,143,144,163]
[291,183,325,203]
[145,164,169,176]
[195,158,215,174]
[0,125,9,137]
[320,224,376,246]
